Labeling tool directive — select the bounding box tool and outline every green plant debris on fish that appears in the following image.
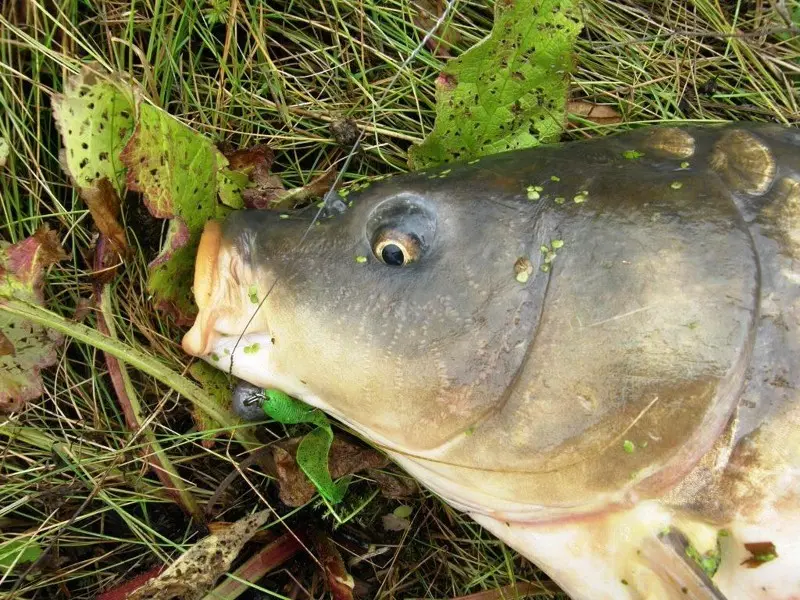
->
[685,542,722,578]
[623,440,635,453]
[622,149,644,159]
[671,181,683,190]
[742,542,778,568]
[355,255,368,263]
[243,343,260,354]
[408,0,583,169]
[248,284,259,304]
[514,257,534,283]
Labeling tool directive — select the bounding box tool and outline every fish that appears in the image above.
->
[182,123,800,600]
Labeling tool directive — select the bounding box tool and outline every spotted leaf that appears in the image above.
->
[408,0,583,169]
[0,227,68,412]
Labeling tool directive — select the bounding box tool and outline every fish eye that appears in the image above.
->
[365,194,436,267]
[373,229,421,266]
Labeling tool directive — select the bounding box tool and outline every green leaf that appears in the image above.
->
[393,504,413,519]
[296,426,349,504]
[51,65,135,193]
[0,538,43,573]
[218,168,248,209]
[188,362,236,443]
[120,104,231,323]
[408,0,583,169]
[0,227,68,412]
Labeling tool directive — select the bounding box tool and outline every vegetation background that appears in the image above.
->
[1,0,798,598]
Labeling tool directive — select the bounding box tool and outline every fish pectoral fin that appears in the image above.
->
[470,505,728,600]
[642,528,727,600]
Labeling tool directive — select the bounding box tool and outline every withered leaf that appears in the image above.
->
[81,177,128,257]
[267,167,338,211]
[310,529,355,600]
[567,100,623,125]
[411,0,462,57]
[367,468,419,499]
[0,226,68,412]
[224,144,274,173]
[127,509,270,600]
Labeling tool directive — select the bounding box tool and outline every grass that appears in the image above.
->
[0,0,798,598]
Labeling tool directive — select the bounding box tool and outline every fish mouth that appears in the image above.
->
[182,220,268,357]
[182,220,222,356]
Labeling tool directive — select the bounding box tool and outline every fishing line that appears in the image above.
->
[228,0,460,381]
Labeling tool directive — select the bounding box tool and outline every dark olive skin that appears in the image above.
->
[184,124,800,600]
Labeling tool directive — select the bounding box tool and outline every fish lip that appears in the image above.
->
[182,220,223,356]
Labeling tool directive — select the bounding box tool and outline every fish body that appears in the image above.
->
[183,124,800,600]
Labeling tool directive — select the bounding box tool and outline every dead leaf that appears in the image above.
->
[310,529,355,600]
[411,0,462,57]
[81,177,128,257]
[206,532,303,599]
[567,100,623,125]
[329,118,359,147]
[0,332,14,356]
[273,436,389,507]
[241,172,286,209]
[127,509,270,600]
[0,226,68,412]
[219,143,286,210]
[381,513,411,532]
[267,167,338,211]
[367,468,419,499]
[223,144,274,173]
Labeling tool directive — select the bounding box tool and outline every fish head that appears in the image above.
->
[182,164,546,455]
